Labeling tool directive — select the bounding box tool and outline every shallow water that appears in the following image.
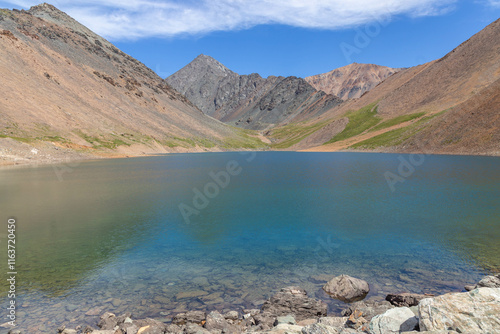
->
[0,152,499,333]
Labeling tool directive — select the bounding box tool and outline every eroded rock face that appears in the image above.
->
[323,275,369,303]
[261,286,328,321]
[418,288,500,332]
[369,307,418,334]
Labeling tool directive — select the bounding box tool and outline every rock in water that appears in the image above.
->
[418,288,500,332]
[369,307,418,334]
[323,275,370,303]
[385,293,429,307]
[261,286,328,321]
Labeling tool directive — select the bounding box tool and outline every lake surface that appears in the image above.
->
[0,152,499,333]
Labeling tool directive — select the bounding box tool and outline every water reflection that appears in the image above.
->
[0,152,498,333]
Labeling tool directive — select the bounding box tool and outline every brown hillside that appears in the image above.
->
[0,4,256,165]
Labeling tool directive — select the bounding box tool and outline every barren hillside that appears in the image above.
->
[0,4,264,165]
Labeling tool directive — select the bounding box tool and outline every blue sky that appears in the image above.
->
[1,0,499,78]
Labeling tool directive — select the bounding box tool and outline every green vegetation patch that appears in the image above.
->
[369,112,426,132]
[78,132,131,149]
[269,120,330,149]
[324,102,381,145]
[351,109,449,149]
[0,134,34,143]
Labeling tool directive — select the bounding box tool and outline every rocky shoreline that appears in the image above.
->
[9,273,499,334]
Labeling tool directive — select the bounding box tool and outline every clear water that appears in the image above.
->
[0,152,499,333]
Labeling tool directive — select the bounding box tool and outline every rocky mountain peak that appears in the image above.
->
[190,54,235,76]
[28,3,73,23]
[305,63,400,100]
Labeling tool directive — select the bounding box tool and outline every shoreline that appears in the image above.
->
[7,274,497,334]
[1,148,499,169]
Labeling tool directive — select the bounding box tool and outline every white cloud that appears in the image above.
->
[2,0,458,40]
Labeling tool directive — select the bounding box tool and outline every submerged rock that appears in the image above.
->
[261,286,328,321]
[418,287,500,332]
[369,307,418,334]
[322,275,369,303]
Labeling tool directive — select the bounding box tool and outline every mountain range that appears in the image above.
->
[0,4,266,165]
[0,3,498,164]
[166,55,345,131]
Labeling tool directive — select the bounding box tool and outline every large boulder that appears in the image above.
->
[385,293,430,307]
[369,307,418,334]
[322,275,369,303]
[419,288,500,332]
[261,286,328,321]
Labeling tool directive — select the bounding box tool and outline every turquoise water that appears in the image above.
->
[0,152,499,333]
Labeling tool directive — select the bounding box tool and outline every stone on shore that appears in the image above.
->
[204,311,229,331]
[385,293,429,307]
[274,314,297,326]
[185,323,211,334]
[317,317,348,328]
[418,287,500,332]
[261,286,328,321]
[369,307,418,334]
[224,310,239,321]
[300,323,339,334]
[322,275,369,303]
[61,329,77,334]
[97,312,117,330]
[475,274,500,288]
[341,299,393,321]
[253,311,277,330]
[172,310,206,325]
